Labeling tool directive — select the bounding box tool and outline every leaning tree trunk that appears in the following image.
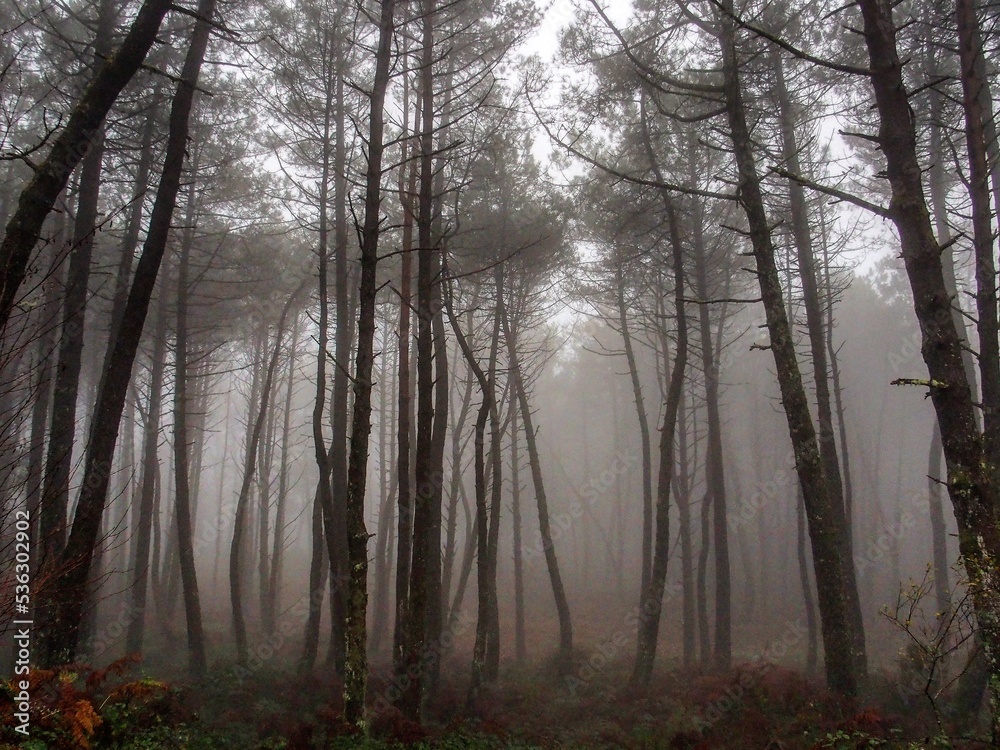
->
[500,275,573,673]
[38,0,113,566]
[858,0,1000,720]
[35,0,216,665]
[773,50,867,676]
[0,0,173,331]
[231,299,300,665]
[126,291,169,655]
[444,273,500,705]
[716,0,863,695]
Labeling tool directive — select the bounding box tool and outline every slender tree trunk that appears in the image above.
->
[36,0,216,664]
[300,484,326,673]
[393,60,418,679]
[956,0,1000,458]
[399,0,441,718]
[445,275,500,703]
[0,0,173,331]
[483,300,503,682]
[511,379,526,664]
[38,73,109,570]
[231,297,300,665]
[257,370,276,626]
[327,44,352,678]
[212,394,231,596]
[717,2,862,694]
[425,249,450,701]
[773,50,867,676]
[675,389,696,668]
[796,486,819,673]
[500,276,572,672]
[25,249,62,574]
[630,188,688,687]
[689,189,731,672]
[125,290,168,655]
[341,0,396,727]
[172,183,207,678]
[371,328,397,656]
[614,263,653,597]
[442,341,472,624]
[266,319,299,634]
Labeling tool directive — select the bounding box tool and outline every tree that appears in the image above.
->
[0,0,174,333]
[36,0,218,666]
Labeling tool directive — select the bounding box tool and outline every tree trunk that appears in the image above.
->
[172,181,207,678]
[265,317,299,635]
[772,50,867,676]
[511,377,526,664]
[370,327,397,656]
[36,0,216,665]
[675,389,696,668]
[500,275,573,672]
[393,59,419,680]
[0,0,173,331]
[858,0,1000,718]
[716,1,862,694]
[630,188,688,687]
[341,0,395,727]
[614,262,653,597]
[38,69,109,569]
[956,0,1000,458]
[689,185,731,672]
[445,274,501,703]
[327,43,352,678]
[125,293,168,657]
[25,246,62,575]
[399,0,442,718]
[796,486,819,673]
[231,298,300,664]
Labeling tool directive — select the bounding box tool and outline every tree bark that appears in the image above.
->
[341,0,395,727]
[500,275,573,672]
[36,0,216,665]
[858,0,1000,718]
[0,0,173,331]
[630,190,688,687]
[172,180,207,678]
[717,1,862,694]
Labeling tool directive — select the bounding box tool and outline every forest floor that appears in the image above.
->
[0,648,991,750]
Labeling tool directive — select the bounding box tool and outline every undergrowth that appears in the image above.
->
[0,655,989,749]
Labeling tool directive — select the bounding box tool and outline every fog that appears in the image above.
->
[0,0,996,745]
